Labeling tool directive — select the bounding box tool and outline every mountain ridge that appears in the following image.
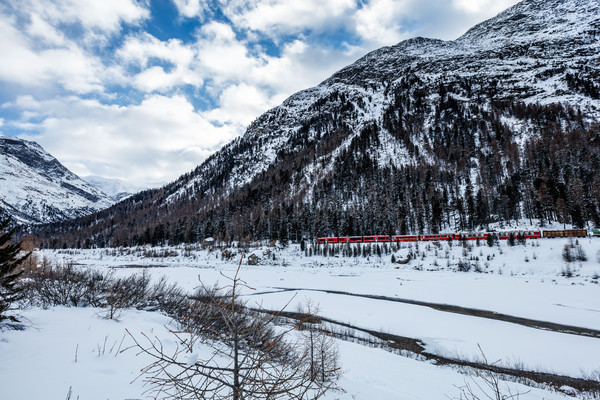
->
[0,136,113,224]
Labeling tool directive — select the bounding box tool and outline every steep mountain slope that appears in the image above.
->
[35,0,600,247]
[0,136,113,224]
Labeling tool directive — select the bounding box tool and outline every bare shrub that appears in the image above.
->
[21,263,185,319]
[576,245,587,262]
[563,240,587,263]
[128,255,341,400]
[22,263,110,308]
[562,244,575,263]
[104,272,151,320]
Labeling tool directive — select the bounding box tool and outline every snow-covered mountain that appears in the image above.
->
[184,0,600,194]
[82,175,146,203]
[0,136,113,224]
[35,0,600,247]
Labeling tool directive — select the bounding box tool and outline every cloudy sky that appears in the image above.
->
[0,0,520,190]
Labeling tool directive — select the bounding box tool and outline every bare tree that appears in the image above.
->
[127,255,340,399]
[295,300,340,386]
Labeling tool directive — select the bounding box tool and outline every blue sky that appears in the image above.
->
[0,0,519,189]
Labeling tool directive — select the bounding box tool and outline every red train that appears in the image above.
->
[314,230,583,244]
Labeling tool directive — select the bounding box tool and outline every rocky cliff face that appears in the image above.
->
[0,136,113,224]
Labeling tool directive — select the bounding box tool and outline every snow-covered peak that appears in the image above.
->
[82,175,147,202]
[0,136,113,224]
[458,0,600,46]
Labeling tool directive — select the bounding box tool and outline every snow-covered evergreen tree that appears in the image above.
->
[0,213,29,324]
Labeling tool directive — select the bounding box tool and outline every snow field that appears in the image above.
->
[6,236,598,399]
[0,307,570,400]
[0,307,173,400]
[246,289,600,377]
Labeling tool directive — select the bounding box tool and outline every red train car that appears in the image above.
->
[392,235,419,242]
[523,231,542,239]
[421,234,453,241]
[495,231,541,240]
[454,233,490,241]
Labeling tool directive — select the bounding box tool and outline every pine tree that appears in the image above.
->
[0,214,29,324]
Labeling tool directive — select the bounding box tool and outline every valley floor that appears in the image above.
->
[2,237,599,399]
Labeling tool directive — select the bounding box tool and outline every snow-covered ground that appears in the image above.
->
[2,237,599,399]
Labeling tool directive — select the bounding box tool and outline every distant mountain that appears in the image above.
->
[0,136,113,224]
[34,0,600,248]
[83,175,146,203]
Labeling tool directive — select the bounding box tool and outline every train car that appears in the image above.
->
[522,231,542,239]
[542,229,587,238]
[392,235,419,242]
[421,234,453,241]
[316,230,543,244]
[454,233,488,241]
[492,231,541,240]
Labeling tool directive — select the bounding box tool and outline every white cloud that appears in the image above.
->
[118,33,202,92]
[14,95,238,188]
[223,0,356,36]
[26,13,68,47]
[192,22,364,128]
[172,0,210,19]
[352,0,521,46]
[353,0,410,46]
[7,0,149,41]
[196,21,359,93]
[0,16,106,93]
[0,0,152,94]
[452,0,518,15]
[204,83,272,127]
[194,21,260,85]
